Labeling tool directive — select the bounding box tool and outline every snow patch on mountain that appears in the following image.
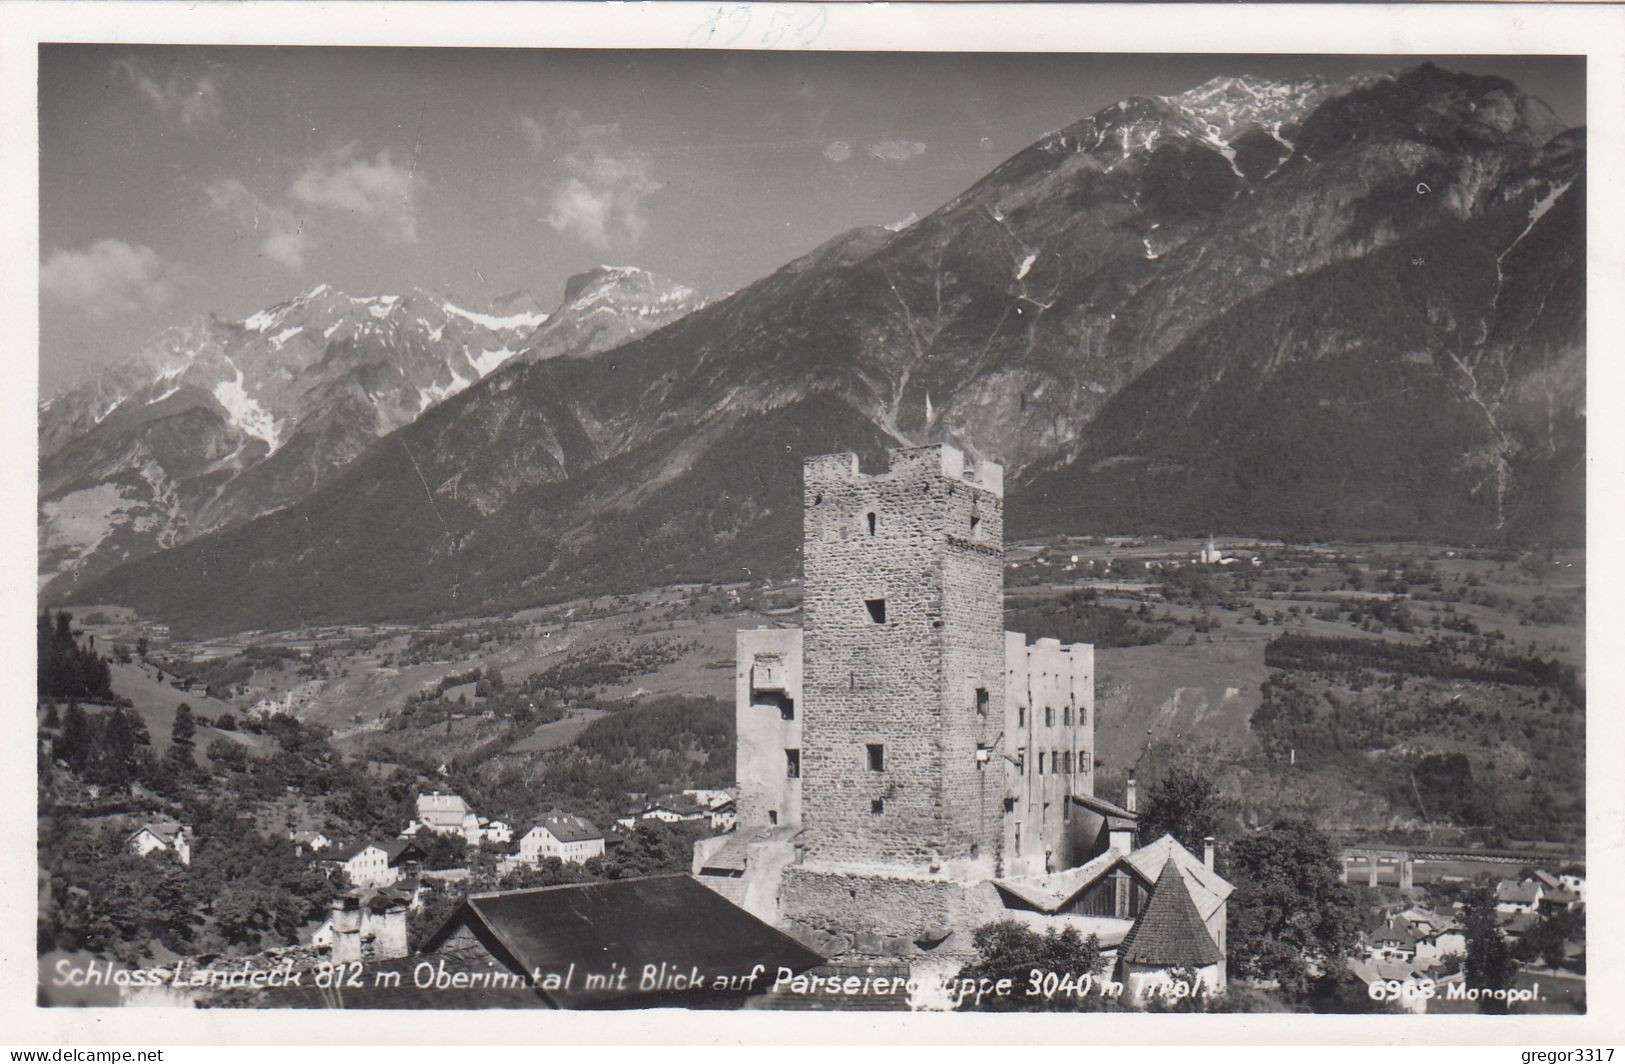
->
[269,326,304,350]
[469,346,515,378]
[443,302,549,332]
[213,363,281,452]
[357,295,399,319]
[242,306,287,333]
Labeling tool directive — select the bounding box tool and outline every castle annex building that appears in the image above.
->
[695,444,1231,994]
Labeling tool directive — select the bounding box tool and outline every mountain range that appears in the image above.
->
[39,268,704,596]
[49,64,1585,635]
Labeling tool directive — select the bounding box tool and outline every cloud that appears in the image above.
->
[112,56,224,133]
[523,109,662,250]
[41,239,180,317]
[868,140,928,162]
[206,180,308,270]
[823,140,853,163]
[290,144,421,245]
[516,114,547,152]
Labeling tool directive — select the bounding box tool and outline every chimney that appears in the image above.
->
[1125,770,1137,814]
[1203,836,1216,871]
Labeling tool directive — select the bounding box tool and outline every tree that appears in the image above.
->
[206,738,248,770]
[1225,818,1362,999]
[171,703,196,754]
[1516,908,1582,971]
[953,920,1107,1011]
[55,701,91,770]
[38,610,113,703]
[91,708,140,790]
[136,636,149,659]
[1462,885,1518,1013]
[411,827,469,870]
[215,712,237,731]
[585,821,707,879]
[1138,764,1222,854]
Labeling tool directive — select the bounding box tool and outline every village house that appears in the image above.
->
[1364,915,1421,964]
[1495,877,1544,914]
[684,788,740,831]
[478,818,513,846]
[638,794,711,824]
[517,813,605,865]
[408,791,483,846]
[127,821,192,866]
[289,829,331,854]
[324,841,399,889]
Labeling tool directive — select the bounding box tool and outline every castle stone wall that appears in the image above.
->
[735,628,803,830]
[799,444,1004,878]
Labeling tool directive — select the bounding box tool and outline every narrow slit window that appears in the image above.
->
[785,748,800,779]
[768,810,778,826]
[1045,707,1054,728]
[1018,706,1026,728]
[975,687,989,716]
[1038,752,1046,775]
[864,598,887,624]
[781,697,795,721]
[867,743,885,772]
[867,512,877,537]
[970,514,982,539]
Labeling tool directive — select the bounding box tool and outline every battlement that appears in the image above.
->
[804,444,1003,498]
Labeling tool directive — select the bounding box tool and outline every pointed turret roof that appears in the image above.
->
[1117,859,1223,967]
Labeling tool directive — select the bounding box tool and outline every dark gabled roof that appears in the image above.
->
[533,813,601,844]
[648,794,707,816]
[420,874,825,1007]
[381,838,425,864]
[326,840,385,863]
[1117,860,1223,968]
[1369,917,1420,947]
[129,820,187,845]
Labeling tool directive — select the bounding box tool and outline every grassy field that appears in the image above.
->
[69,536,1584,846]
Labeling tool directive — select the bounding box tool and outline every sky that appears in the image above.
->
[37,47,1584,396]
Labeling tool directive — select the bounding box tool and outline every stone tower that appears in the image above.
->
[798,444,1005,880]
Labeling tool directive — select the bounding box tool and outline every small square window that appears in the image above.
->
[867,743,885,772]
[865,598,887,624]
[870,798,884,815]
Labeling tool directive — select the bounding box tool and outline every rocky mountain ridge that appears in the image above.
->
[59,64,1585,635]
[40,268,702,595]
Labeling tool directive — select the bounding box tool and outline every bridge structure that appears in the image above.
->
[1339,844,1582,890]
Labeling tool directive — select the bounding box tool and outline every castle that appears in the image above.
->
[694,443,1232,994]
